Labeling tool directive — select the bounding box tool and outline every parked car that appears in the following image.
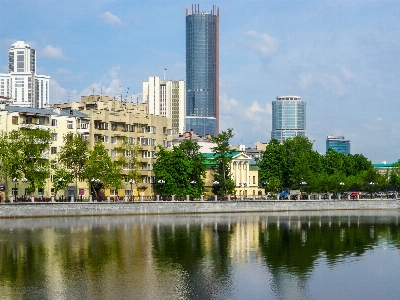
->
[350,192,359,198]
[375,192,385,198]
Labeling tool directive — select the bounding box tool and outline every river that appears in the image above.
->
[0,210,399,299]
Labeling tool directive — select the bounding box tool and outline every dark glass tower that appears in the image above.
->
[185,4,219,137]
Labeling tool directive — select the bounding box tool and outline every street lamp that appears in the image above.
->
[300,181,307,199]
[369,182,376,199]
[339,182,345,200]
[158,179,165,200]
[263,181,269,199]
[12,177,19,200]
[58,177,66,201]
[129,179,135,201]
[91,178,101,201]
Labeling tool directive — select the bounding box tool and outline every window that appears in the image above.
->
[103,135,108,143]
[111,136,117,144]
[67,121,73,129]
[12,116,19,125]
[253,176,255,184]
[51,147,57,154]
[51,133,57,141]
[51,119,57,126]
[111,123,117,131]
[111,149,117,157]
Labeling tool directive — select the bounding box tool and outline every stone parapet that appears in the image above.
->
[0,200,399,219]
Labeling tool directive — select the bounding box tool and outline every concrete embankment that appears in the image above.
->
[0,199,399,218]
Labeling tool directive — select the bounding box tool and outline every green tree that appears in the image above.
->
[153,139,206,198]
[257,139,286,193]
[18,128,52,194]
[114,137,142,192]
[211,128,236,196]
[52,168,73,197]
[83,141,121,197]
[58,133,89,196]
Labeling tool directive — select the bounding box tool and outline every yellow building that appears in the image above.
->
[60,96,173,198]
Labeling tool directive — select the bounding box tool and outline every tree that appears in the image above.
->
[114,137,142,194]
[18,128,52,194]
[257,139,286,193]
[153,139,206,198]
[83,141,121,198]
[52,168,73,197]
[58,134,89,195]
[211,128,236,196]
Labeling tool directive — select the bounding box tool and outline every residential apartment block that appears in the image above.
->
[60,95,173,197]
[0,104,89,198]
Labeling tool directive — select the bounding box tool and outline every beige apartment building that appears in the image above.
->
[0,104,89,199]
[60,95,173,198]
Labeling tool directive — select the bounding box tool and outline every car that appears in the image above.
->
[375,192,385,198]
[350,192,359,198]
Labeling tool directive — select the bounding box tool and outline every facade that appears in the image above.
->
[203,151,264,198]
[271,95,306,142]
[0,105,89,199]
[185,4,219,137]
[60,95,173,197]
[326,135,350,155]
[142,76,185,134]
[0,41,50,108]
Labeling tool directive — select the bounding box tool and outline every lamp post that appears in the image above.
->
[129,179,135,201]
[369,182,376,199]
[158,179,165,200]
[263,181,269,199]
[213,181,219,201]
[58,177,66,202]
[12,177,19,201]
[190,180,196,201]
[300,181,307,200]
[339,182,345,200]
[91,178,101,201]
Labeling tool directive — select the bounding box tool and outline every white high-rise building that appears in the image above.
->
[0,41,50,108]
[143,76,185,134]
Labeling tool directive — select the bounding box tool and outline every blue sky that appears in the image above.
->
[1,0,400,163]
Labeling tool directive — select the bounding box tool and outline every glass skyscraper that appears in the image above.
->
[326,136,350,155]
[271,95,306,142]
[185,4,219,137]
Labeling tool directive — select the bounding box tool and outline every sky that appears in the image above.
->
[1,0,400,164]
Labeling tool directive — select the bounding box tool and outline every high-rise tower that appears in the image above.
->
[0,41,50,108]
[271,95,306,142]
[185,4,219,137]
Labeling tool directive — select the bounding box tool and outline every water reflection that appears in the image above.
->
[0,211,399,299]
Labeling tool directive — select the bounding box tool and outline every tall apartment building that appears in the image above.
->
[0,41,50,108]
[0,105,89,198]
[271,95,306,142]
[142,76,185,134]
[61,95,173,197]
[185,4,219,137]
[326,135,350,155]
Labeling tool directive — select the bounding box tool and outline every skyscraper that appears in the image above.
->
[326,136,350,155]
[0,41,50,108]
[185,4,219,137]
[271,95,306,142]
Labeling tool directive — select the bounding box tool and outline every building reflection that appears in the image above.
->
[0,211,400,299]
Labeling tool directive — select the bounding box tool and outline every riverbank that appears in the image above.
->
[0,199,399,218]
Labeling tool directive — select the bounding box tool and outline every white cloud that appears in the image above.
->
[220,94,239,111]
[376,117,383,121]
[100,11,122,26]
[341,67,358,81]
[109,66,120,79]
[243,30,280,57]
[50,79,78,103]
[245,101,271,122]
[299,72,345,94]
[43,45,66,59]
